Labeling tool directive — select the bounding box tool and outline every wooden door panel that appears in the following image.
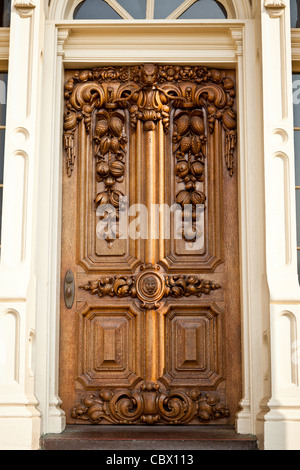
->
[60,64,241,427]
[76,304,143,390]
[76,113,143,273]
[161,304,224,390]
[160,113,224,273]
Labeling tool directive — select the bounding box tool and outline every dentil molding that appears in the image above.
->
[264,0,287,18]
[14,0,36,17]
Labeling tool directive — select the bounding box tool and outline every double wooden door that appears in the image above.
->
[60,64,241,426]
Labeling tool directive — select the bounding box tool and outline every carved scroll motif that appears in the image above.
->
[64,64,237,175]
[71,382,230,425]
[63,65,237,246]
[80,264,221,309]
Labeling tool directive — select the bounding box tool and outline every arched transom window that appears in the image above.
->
[73,0,228,20]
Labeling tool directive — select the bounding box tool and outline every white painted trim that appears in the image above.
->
[55,21,250,66]
[48,0,252,21]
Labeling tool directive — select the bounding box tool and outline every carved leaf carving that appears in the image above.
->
[80,265,221,309]
[64,64,237,176]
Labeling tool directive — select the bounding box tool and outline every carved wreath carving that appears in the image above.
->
[71,381,230,425]
[80,264,221,310]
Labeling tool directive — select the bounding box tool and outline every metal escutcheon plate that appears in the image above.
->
[64,270,75,309]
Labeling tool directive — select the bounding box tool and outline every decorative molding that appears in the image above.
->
[14,0,36,17]
[71,381,230,425]
[230,27,244,58]
[264,0,287,18]
[64,64,237,176]
[57,28,70,58]
[80,264,221,310]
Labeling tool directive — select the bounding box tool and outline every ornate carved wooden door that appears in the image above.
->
[60,64,241,426]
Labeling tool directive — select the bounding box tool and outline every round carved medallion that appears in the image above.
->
[136,270,165,307]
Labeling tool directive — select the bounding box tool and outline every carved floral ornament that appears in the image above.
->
[71,382,230,425]
[64,65,237,247]
[80,264,221,310]
[64,64,237,177]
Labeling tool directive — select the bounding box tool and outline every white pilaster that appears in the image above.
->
[34,23,66,436]
[261,0,300,450]
[0,0,45,450]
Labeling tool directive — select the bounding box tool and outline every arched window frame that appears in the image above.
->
[48,0,253,21]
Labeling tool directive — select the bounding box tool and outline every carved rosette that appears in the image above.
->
[71,382,230,425]
[136,265,166,309]
[80,264,221,309]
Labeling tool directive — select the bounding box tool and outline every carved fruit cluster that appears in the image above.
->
[173,111,207,241]
[80,276,136,299]
[94,111,128,247]
[164,276,221,298]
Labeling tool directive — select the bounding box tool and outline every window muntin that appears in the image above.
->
[0,1,11,27]
[118,0,147,19]
[73,0,228,20]
[0,72,8,250]
[154,0,183,19]
[179,0,227,19]
[74,0,122,19]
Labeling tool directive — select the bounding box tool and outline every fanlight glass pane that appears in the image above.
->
[179,0,227,19]
[294,132,300,186]
[154,0,183,19]
[291,0,300,28]
[0,73,7,128]
[74,0,122,19]
[296,190,300,247]
[117,0,147,19]
[0,73,7,186]
[0,0,11,27]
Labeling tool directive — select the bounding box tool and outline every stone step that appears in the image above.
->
[40,425,258,451]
